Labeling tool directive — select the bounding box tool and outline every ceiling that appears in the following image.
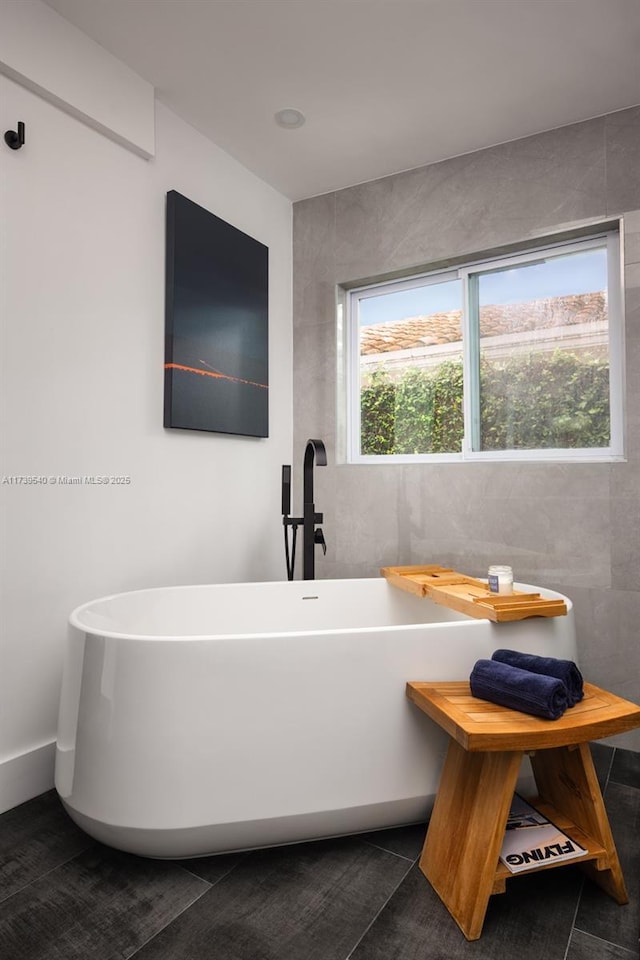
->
[44,0,640,201]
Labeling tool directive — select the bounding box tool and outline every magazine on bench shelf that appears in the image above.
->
[499,794,587,874]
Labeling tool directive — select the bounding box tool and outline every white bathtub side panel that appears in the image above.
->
[58,609,577,834]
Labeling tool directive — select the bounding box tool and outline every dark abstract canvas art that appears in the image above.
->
[164,190,269,436]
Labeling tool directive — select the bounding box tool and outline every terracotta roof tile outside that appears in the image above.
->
[360,291,606,356]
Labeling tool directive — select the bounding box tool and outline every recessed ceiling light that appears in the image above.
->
[274,108,306,129]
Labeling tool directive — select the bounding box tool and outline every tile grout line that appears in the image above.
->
[560,744,614,960]
[360,836,422,863]
[126,854,249,960]
[561,873,586,960]
[607,748,640,791]
[570,927,638,959]
[602,744,616,792]
[0,841,95,906]
[344,858,416,960]
[125,881,212,960]
[176,851,251,886]
[565,744,639,960]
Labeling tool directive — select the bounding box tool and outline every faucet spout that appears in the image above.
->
[303,438,327,504]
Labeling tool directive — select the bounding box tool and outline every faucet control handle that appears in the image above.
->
[314,528,327,555]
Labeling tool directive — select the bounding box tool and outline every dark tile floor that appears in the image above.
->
[0,743,638,960]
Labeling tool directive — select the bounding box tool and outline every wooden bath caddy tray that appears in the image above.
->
[381,565,567,622]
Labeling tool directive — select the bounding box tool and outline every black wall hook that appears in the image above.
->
[4,121,25,150]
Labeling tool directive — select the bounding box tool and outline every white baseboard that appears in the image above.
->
[0,741,56,814]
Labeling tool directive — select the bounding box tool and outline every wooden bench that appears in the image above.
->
[406,680,640,941]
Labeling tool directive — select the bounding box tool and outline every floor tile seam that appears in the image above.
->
[344,858,415,960]
[124,881,213,960]
[561,874,586,960]
[607,774,640,791]
[0,841,95,906]
[176,851,250,887]
[602,745,615,792]
[360,837,418,863]
[604,778,640,806]
[570,926,638,958]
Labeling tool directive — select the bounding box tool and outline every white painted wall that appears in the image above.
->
[0,76,292,810]
[0,0,155,157]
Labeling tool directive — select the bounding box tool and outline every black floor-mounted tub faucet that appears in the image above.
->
[282,439,327,580]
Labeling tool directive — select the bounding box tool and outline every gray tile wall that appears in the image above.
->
[293,107,640,750]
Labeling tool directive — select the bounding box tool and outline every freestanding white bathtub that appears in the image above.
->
[55,577,576,858]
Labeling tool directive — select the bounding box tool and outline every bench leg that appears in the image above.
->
[530,743,628,904]
[419,740,522,941]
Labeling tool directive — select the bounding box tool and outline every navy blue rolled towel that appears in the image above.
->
[491,649,584,706]
[470,659,569,720]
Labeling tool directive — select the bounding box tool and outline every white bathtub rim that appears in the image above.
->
[68,614,487,644]
[69,577,572,643]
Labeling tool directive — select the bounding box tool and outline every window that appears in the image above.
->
[346,228,623,462]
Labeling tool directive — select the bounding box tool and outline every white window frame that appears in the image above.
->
[346,228,624,464]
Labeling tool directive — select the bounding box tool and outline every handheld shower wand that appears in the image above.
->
[281,465,299,581]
